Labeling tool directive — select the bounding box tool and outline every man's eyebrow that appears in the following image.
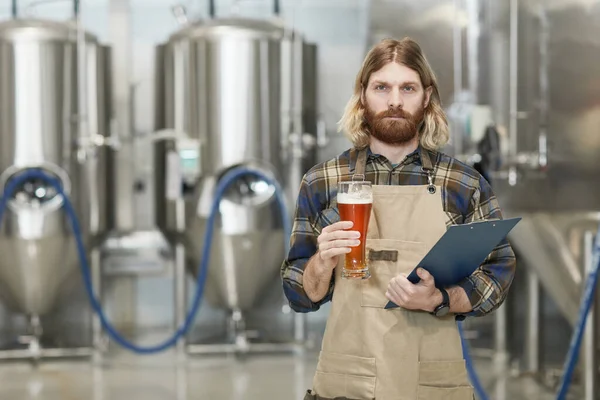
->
[371,80,421,86]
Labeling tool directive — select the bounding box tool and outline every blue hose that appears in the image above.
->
[458,320,489,400]
[0,167,291,354]
[555,222,600,399]
[458,221,600,400]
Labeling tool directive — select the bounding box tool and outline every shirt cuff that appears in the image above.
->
[455,276,482,319]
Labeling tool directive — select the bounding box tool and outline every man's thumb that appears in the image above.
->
[417,267,431,281]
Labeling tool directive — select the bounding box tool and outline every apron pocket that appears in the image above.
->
[417,360,474,400]
[304,389,374,400]
[417,386,474,400]
[313,352,376,400]
[361,239,427,308]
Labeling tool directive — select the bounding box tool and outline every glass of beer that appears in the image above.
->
[337,178,373,279]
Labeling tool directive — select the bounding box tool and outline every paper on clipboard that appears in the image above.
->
[385,217,521,310]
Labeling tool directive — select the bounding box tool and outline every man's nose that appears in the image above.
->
[387,88,403,109]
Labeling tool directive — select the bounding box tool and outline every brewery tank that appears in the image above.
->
[452,0,600,323]
[0,19,113,317]
[154,17,318,312]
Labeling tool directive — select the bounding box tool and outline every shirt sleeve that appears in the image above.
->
[280,176,334,313]
[456,176,517,318]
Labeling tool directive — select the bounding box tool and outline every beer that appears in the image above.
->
[338,181,373,279]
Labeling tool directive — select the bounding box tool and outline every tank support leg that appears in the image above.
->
[583,231,599,400]
[229,309,249,354]
[26,315,42,362]
[91,247,105,364]
[174,242,187,362]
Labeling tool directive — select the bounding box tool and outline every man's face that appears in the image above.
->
[363,62,431,145]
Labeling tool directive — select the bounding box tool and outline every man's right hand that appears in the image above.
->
[316,221,361,271]
[303,221,361,303]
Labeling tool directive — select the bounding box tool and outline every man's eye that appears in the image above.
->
[404,86,415,92]
[375,85,387,90]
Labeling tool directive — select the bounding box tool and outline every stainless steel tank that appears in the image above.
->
[0,19,112,317]
[154,17,318,312]
[460,1,600,387]
[476,0,600,318]
[446,0,600,324]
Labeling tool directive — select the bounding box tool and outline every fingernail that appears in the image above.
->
[353,231,361,238]
[353,240,360,246]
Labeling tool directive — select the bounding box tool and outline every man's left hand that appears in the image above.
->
[385,268,442,312]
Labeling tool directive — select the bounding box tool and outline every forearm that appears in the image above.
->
[303,253,334,303]
[429,286,472,314]
[448,286,472,314]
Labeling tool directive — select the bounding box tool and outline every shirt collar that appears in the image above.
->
[349,145,426,173]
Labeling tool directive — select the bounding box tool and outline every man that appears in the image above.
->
[281,37,516,400]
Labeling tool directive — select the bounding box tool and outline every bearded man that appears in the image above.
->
[281,37,516,400]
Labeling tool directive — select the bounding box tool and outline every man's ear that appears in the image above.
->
[360,84,366,106]
[424,86,433,108]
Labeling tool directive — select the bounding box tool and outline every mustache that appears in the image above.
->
[374,109,413,119]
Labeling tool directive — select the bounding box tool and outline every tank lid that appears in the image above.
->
[0,19,98,42]
[168,17,289,41]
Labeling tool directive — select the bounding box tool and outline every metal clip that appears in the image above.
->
[426,171,436,194]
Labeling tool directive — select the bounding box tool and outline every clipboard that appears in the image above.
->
[385,217,521,310]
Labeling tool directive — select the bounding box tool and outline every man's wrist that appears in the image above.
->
[315,252,335,277]
[428,288,444,312]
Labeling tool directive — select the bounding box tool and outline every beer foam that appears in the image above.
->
[337,193,373,204]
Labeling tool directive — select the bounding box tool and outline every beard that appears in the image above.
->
[364,104,425,145]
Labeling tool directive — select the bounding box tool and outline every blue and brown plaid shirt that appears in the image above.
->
[281,145,516,317]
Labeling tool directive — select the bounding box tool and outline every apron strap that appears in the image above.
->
[353,148,380,239]
[354,148,368,179]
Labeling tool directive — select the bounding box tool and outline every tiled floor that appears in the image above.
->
[0,350,574,400]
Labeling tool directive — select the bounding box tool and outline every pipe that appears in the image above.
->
[537,2,548,169]
[73,0,79,16]
[76,0,88,146]
[208,0,215,18]
[508,0,518,185]
[0,167,292,354]
[12,0,17,18]
[466,0,480,103]
[526,269,541,373]
[273,0,280,15]
[452,0,463,156]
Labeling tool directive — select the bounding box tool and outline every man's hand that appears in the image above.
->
[316,221,361,272]
[303,221,361,303]
[385,268,442,312]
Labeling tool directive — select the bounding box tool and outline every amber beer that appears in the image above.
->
[337,180,373,279]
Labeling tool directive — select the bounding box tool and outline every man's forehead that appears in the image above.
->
[368,62,421,85]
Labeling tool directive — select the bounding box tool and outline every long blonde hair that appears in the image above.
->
[338,38,449,151]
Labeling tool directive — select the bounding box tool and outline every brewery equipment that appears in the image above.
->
[445,0,600,395]
[154,7,320,352]
[0,15,114,359]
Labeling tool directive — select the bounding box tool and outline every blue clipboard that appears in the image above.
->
[385,217,521,309]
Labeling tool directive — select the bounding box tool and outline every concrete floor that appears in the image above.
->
[0,351,572,400]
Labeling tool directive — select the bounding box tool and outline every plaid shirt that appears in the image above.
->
[281,145,516,318]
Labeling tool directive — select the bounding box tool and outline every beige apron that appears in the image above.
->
[305,149,474,400]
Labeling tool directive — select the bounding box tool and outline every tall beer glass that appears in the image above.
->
[337,179,373,279]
